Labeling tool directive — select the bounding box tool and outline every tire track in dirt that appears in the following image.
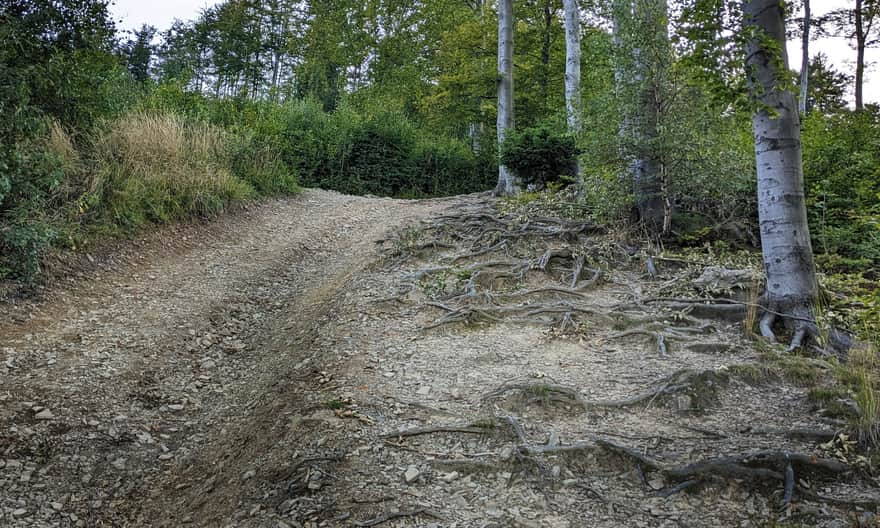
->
[0,189,451,527]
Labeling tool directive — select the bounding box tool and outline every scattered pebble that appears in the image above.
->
[34,409,54,420]
[404,465,420,484]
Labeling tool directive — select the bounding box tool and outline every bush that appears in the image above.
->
[277,101,493,197]
[500,125,578,188]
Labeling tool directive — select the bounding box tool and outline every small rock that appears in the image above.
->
[50,502,63,511]
[416,385,431,396]
[440,471,460,483]
[450,388,462,400]
[201,359,217,370]
[404,465,420,484]
[241,470,256,481]
[168,404,185,412]
[12,508,28,518]
[34,409,54,420]
[111,458,126,470]
[499,447,513,461]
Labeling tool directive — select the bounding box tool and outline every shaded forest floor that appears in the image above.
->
[0,190,877,528]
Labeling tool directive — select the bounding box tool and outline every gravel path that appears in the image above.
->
[0,190,447,527]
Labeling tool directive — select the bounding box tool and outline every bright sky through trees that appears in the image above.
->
[111,0,877,105]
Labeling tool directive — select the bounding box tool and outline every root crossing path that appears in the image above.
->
[0,190,875,528]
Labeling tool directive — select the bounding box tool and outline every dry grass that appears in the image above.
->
[843,343,880,445]
[94,112,252,225]
[47,121,79,170]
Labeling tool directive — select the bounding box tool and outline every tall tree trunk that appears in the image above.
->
[615,0,667,232]
[539,0,553,112]
[744,0,818,349]
[563,0,583,187]
[855,0,865,111]
[495,0,518,196]
[799,0,810,114]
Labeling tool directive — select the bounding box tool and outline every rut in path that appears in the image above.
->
[0,190,876,528]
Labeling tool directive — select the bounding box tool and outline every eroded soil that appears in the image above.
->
[0,190,876,528]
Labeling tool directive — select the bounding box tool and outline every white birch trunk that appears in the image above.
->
[563,0,583,187]
[744,0,818,346]
[495,0,518,196]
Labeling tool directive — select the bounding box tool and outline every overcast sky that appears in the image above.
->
[110,0,876,105]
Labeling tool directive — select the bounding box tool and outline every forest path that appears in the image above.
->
[0,190,874,527]
[0,189,451,527]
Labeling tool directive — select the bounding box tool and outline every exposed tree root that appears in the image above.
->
[424,301,613,329]
[381,422,498,439]
[483,369,727,412]
[591,437,864,506]
[354,508,443,527]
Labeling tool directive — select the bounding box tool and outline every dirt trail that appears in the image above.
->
[0,190,876,528]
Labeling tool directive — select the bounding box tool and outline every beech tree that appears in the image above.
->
[495,0,518,196]
[563,0,583,186]
[744,0,819,349]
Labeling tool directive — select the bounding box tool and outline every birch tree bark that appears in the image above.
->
[563,0,583,187]
[744,0,819,349]
[495,0,519,196]
[799,0,810,115]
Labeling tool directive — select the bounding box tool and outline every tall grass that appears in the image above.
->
[93,112,253,228]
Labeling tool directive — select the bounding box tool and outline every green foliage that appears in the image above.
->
[500,124,578,188]
[270,100,494,198]
[803,53,851,115]
[802,108,880,266]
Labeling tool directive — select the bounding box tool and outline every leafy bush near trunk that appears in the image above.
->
[500,125,579,188]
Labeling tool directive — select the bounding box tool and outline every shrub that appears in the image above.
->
[500,125,578,188]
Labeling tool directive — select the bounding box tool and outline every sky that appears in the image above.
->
[109,0,877,105]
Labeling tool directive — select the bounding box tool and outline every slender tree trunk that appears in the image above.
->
[744,0,818,349]
[468,0,486,154]
[563,0,583,187]
[855,0,865,111]
[495,0,518,196]
[615,0,667,232]
[799,0,810,115]
[539,0,553,112]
